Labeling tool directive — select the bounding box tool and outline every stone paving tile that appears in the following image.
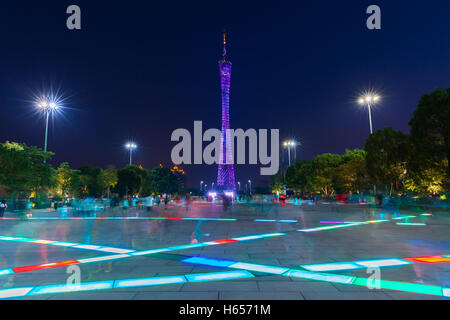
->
[46,292,138,300]
[300,291,393,300]
[385,291,446,300]
[219,291,304,300]
[258,280,339,292]
[134,291,219,300]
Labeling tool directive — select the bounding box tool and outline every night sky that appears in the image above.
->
[1,0,449,188]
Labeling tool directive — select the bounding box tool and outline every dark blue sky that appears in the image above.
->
[0,0,449,188]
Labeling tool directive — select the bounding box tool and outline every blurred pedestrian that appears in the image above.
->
[0,200,7,218]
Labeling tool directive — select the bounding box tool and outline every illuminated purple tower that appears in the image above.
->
[217,32,236,191]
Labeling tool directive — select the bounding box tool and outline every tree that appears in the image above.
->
[269,173,285,194]
[285,160,313,194]
[0,141,54,203]
[408,88,450,190]
[78,166,104,198]
[364,127,410,195]
[145,166,179,195]
[55,162,80,201]
[98,165,118,198]
[311,153,342,196]
[115,165,147,197]
[333,149,369,194]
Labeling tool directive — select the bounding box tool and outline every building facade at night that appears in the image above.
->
[216,33,236,191]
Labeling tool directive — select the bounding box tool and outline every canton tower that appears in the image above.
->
[217,32,236,191]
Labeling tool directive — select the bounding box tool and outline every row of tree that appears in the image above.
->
[272,88,449,196]
[0,142,181,203]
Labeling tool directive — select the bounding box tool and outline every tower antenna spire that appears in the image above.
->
[222,30,227,59]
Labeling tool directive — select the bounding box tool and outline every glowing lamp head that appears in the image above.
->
[359,93,381,105]
[125,143,137,149]
[38,100,48,108]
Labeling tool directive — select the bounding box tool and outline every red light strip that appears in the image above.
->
[12,260,79,273]
[405,256,450,263]
[210,239,238,244]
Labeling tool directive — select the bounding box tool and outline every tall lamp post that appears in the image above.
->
[37,99,60,154]
[283,140,298,167]
[248,180,252,195]
[358,94,380,135]
[125,143,137,165]
[212,182,215,190]
[237,181,240,191]
[200,181,204,191]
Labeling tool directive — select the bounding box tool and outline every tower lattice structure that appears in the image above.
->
[217,32,236,191]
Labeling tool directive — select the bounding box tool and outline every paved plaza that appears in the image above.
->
[0,200,448,300]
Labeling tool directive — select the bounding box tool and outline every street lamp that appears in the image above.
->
[36,98,60,153]
[248,180,252,194]
[283,140,298,166]
[200,181,204,191]
[237,181,240,191]
[358,94,380,135]
[125,142,137,165]
[212,182,214,190]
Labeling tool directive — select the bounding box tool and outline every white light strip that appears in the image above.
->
[77,254,130,264]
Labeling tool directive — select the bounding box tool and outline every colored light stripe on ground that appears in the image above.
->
[353,258,412,268]
[182,257,235,267]
[0,271,255,299]
[131,248,171,256]
[0,269,14,275]
[285,269,355,284]
[30,281,114,295]
[1,216,302,223]
[95,247,135,254]
[114,276,186,288]
[210,239,238,244]
[319,221,346,224]
[230,262,289,274]
[0,235,136,255]
[396,223,427,226]
[443,288,450,298]
[301,262,361,272]
[366,219,390,223]
[77,254,130,264]
[182,255,447,297]
[185,270,253,282]
[301,258,422,272]
[165,243,209,251]
[392,216,418,220]
[352,277,443,296]
[50,242,79,247]
[405,256,450,263]
[0,287,34,299]
[232,233,286,241]
[298,222,366,232]
[12,260,79,273]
